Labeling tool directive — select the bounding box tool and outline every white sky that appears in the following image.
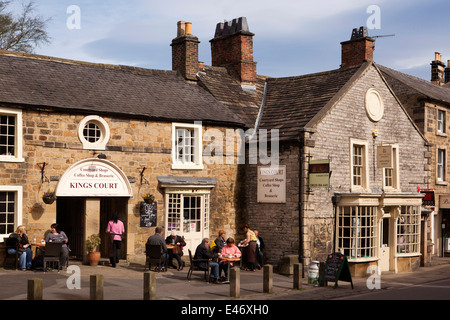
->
[8,0,450,80]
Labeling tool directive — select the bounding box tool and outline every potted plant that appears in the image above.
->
[42,189,56,204]
[86,234,101,266]
[142,193,155,204]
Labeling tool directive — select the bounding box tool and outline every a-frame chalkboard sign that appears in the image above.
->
[320,252,353,289]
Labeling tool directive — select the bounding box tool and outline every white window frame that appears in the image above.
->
[382,144,400,191]
[165,190,210,237]
[78,115,110,150]
[350,138,369,192]
[0,185,23,242]
[0,107,24,163]
[437,108,446,135]
[171,122,203,170]
[396,205,420,255]
[336,205,377,261]
[437,147,447,184]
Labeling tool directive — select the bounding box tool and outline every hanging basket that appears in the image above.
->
[143,193,155,204]
[42,190,56,204]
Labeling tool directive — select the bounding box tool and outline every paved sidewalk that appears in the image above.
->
[0,257,449,301]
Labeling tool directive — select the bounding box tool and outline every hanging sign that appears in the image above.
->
[309,160,330,188]
[377,145,392,168]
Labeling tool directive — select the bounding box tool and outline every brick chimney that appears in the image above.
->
[431,52,446,86]
[341,27,375,69]
[445,60,450,85]
[171,21,200,81]
[210,17,257,85]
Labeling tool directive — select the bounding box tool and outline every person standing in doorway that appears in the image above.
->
[106,212,125,268]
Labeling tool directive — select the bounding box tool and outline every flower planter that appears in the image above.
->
[88,251,101,266]
[42,196,56,204]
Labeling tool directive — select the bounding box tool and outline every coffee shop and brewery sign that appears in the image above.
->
[56,158,133,197]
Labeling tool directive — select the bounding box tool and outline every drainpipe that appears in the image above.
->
[298,134,304,270]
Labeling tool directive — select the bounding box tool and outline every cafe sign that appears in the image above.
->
[309,159,330,188]
[257,165,286,203]
[56,158,133,197]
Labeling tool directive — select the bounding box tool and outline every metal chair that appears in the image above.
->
[145,243,167,272]
[43,242,63,273]
[3,237,19,270]
[186,249,210,281]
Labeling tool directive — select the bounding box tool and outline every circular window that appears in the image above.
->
[78,116,110,150]
[365,88,384,122]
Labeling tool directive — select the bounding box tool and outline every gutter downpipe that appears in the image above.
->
[298,131,305,273]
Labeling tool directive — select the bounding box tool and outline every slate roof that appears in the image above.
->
[258,64,364,141]
[196,65,266,128]
[0,51,244,126]
[378,64,450,106]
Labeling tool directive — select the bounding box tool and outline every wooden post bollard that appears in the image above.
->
[319,261,325,287]
[90,274,103,300]
[230,267,240,298]
[293,263,303,290]
[144,271,156,300]
[263,264,273,294]
[27,278,43,300]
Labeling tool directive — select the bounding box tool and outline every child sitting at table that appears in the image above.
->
[218,237,241,280]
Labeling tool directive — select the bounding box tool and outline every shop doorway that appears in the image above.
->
[99,198,128,260]
[56,197,85,260]
[380,217,390,272]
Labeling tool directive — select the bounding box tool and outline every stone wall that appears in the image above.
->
[0,107,243,263]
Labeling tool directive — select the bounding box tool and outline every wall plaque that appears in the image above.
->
[257,165,286,203]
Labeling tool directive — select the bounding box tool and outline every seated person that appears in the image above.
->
[219,237,241,280]
[45,223,69,268]
[146,227,168,270]
[194,238,221,284]
[6,225,33,270]
[165,230,186,270]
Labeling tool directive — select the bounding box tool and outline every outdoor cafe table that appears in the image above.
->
[219,256,241,283]
[31,242,45,257]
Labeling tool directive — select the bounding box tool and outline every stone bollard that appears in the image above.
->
[230,267,240,298]
[27,278,43,300]
[293,263,303,290]
[144,271,156,300]
[90,274,103,300]
[263,264,273,294]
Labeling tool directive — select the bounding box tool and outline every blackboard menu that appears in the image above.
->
[140,201,157,227]
[321,252,353,289]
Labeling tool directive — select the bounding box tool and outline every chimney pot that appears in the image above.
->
[185,22,192,35]
[177,21,186,37]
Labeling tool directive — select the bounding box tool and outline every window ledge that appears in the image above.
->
[0,157,25,163]
[171,163,204,170]
[436,180,448,186]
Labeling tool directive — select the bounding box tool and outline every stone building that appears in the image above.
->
[379,52,450,261]
[0,46,247,264]
[0,17,438,276]
[185,22,430,274]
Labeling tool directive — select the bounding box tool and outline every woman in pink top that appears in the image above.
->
[218,237,241,280]
[106,212,125,268]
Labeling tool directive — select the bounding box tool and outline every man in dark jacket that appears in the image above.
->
[146,227,168,270]
[194,238,221,284]
[165,230,186,270]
